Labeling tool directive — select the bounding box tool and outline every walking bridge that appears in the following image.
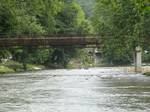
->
[0,36,100,48]
[0,35,143,72]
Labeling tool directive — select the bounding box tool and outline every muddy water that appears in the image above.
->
[0,68,150,112]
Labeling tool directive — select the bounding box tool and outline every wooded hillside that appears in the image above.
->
[76,0,95,17]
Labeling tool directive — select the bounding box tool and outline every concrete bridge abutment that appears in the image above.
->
[134,46,142,73]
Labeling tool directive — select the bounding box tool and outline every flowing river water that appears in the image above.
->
[0,68,150,112]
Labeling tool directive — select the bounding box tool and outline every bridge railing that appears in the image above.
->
[0,33,99,38]
[0,36,100,48]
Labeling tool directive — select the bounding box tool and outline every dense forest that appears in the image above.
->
[92,0,150,65]
[0,0,93,73]
[0,0,150,73]
[76,0,95,17]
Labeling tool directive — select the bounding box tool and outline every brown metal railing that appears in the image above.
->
[0,36,100,48]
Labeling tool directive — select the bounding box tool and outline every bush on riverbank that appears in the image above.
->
[0,66,14,74]
[0,61,45,74]
[143,72,150,76]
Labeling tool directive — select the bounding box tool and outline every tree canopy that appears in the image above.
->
[0,0,149,68]
[76,0,95,18]
[0,0,93,68]
[92,0,150,64]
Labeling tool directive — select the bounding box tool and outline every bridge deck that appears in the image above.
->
[0,37,100,48]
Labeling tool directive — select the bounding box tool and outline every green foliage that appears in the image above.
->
[143,46,150,63]
[0,0,94,69]
[0,60,45,74]
[3,60,22,71]
[77,49,93,65]
[0,0,63,35]
[0,0,91,36]
[67,49,93,68]
[55,0,85,34]
[77,20,94,35]
[17,0,87,35]
[14,15,45,35]
[49,48,78,68]
[143,72,150,76]
[28,49,50,65]
[92,0,150,65]
[0,66,14,74]
[76,0,95,17]
[0,49,11,59]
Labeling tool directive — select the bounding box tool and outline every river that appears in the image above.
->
[0,68,150,112]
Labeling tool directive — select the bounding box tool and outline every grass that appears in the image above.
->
[0,60,45,74]
[0,66,15,74]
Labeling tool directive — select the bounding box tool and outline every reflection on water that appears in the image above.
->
[0,68,150,112]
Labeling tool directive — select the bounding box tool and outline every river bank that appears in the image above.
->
[1,61,150,75]
[0,61,45,74]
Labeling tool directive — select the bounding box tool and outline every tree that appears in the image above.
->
[0,0,64,35]
[0,0,94,68]
[76,0,95,18]
[92,0,150,65]
[55,0,85,35]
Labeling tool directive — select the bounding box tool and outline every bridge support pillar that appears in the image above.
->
[134,46,142,73]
